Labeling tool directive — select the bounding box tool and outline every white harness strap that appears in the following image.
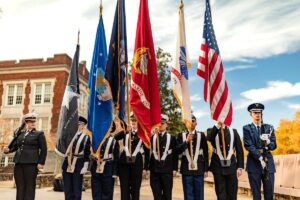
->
[96,137,114,174]
[183,132,202,170]
[215,127,234,161]
[67,133,86,173]
[153,133,172,161]
[123,133,143,157]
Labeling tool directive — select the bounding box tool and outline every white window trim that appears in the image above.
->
[30,78,55,106]
[2,80,27,107]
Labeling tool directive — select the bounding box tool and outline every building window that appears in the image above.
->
[6,84,24,106]
[34,83,52,105]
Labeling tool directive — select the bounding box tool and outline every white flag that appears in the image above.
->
[171,1,192,129]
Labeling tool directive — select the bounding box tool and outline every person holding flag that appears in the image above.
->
[177,116,209,200]
[148,114,178,200]
[90,120,120,200]
[197,0,244,199]
[61,116,90,200]
[89,0,126,199]
[114,112,149,200]
[171,1,209,199]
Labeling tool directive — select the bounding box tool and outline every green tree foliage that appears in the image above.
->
[273,111,300,155]
[156,47,186,135]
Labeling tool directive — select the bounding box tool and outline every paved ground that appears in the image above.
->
[0,178,252,200]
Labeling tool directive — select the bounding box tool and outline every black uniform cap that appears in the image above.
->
[78,116,88,125]
[247,103,265,112]
[192,115,196,122]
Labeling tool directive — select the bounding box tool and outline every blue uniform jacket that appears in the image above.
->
[243,123,276,173]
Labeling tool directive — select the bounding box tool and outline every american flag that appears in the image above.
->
[197,0,233,126]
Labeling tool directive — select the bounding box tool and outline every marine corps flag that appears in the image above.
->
[87,10,111,153]
[171,0,192,129]
[130,0,161,147]
[56,41,80,156]
[105,0,127,120]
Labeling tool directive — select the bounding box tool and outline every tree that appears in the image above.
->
[273,111,300,155]
[156,47,186,135]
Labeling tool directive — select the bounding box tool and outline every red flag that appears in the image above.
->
[130,0,161,148]
[197,0,233,126]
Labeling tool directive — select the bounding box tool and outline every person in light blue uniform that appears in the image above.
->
[243,103,277,200]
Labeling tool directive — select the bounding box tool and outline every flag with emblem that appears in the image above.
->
[197,0,233,125]
[130,0,161,148]
[56,40,80,156]
[105,0,127,121]
[171,0,192,129]
[87,10,112,153]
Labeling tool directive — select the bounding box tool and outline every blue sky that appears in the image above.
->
[0,0,300,134]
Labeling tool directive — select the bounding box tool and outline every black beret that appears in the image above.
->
[247,103,264,112]
[78,116,88,125]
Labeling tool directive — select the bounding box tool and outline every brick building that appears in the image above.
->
[0,54,89,149]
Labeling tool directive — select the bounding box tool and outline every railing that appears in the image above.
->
[205,154,300,198]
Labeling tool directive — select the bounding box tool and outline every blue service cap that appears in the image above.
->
[247,103,264,112]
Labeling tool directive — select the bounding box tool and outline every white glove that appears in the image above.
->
[80,162,89,174]
[266,138,271,145]
[259,157,266,169]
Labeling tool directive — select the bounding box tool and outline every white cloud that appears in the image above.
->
[0,0,300,70]
[193,109,209,119]
[190,94,202,102]
[287,103,300,110]
[225,65,256,73]
[234,81,300,110]
[241,81,300,102]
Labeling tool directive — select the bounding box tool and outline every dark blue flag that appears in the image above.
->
[56,44,80,156]
[87,14,112,153]
[105,0,128,120]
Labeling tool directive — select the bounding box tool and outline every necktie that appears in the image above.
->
[257,126,261,134]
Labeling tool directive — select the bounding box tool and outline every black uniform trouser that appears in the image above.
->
[119,162,143,200]
[91,171,115,200]
[248,172,274,200]
[150,171,173,200]
[14,163,38,200]
[62,170,83,200]
[213,173,238,200]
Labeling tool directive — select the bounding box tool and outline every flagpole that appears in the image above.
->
[126,65,132,156]
[221,123,227,159]
[77,30,80,45]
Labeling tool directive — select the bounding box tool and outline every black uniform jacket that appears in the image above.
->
[207,125,244,175]
[177,131,209,176]
[62,132,91,172]
[9,128,47,165]
[90,136,119,177]
[148,132,178,174]
[114,130,149,168]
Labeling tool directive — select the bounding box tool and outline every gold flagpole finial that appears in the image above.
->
[77,30,80,45]
[99,0,103,17]
[179,0,184,9]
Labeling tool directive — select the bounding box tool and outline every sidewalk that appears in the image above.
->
[0,178,252,200]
